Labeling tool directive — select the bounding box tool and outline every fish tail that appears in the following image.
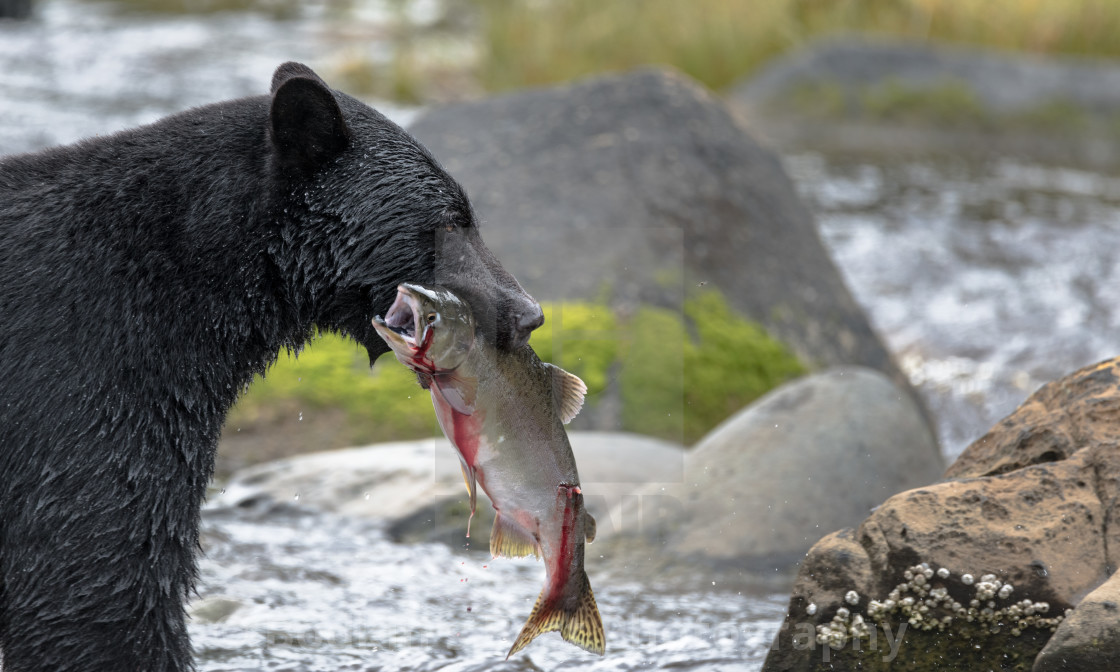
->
[506,570,605,658]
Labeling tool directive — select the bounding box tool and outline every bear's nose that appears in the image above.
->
[511,305,544,349]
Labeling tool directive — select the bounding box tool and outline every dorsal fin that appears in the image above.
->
[545,363,587,424]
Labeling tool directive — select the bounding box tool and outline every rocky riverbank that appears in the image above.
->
[762,357,1120,671]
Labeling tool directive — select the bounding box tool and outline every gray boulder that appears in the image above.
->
[606,367,943,570]
[408,68,912,404]
[1034,570,1120,671]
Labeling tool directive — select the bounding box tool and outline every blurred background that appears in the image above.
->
[4,0,1120,477]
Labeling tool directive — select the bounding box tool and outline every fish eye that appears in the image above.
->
[426,312,438,324]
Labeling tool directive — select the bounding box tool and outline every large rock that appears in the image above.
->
[946,358,1120,479]
[604,367,942,570]
[762,357,1120,672]
[408,68,911,401]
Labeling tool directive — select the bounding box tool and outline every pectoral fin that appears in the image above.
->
[433,372,477,415]
[546,363,587,424]
[490,512,541,559]
[585,510,597,544]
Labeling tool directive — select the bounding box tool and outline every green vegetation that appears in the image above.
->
[620,293,806,444]
[228,291,804,452]
[529,302,619,397]
[472,0,1120,95]
[226,332,439,446]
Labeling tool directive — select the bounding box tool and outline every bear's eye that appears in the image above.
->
[426,313,438,324]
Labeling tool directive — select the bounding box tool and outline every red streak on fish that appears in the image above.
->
[549,485,579,600]
[430,385,481,466]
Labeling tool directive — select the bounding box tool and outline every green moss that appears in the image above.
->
[683,292,805,439]
[620,292,805,444]
[619,306,688,442]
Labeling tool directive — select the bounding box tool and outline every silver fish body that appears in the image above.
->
[373,283,604,657]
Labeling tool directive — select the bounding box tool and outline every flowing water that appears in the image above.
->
[4,1,1120,669]
[195,502,787,671]
[786,152,1120,460]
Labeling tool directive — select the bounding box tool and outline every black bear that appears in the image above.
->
[0,62,543,671]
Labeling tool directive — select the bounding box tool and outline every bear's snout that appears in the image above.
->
[511,304,545,349]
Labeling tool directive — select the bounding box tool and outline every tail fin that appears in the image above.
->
[506,570,605,658]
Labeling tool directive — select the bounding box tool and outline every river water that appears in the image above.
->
[787,152,1120,459]
[4,0,1120,669]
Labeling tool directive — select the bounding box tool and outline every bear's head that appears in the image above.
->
[265,62,543,361]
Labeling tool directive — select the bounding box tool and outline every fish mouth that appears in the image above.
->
[373,285,424,350]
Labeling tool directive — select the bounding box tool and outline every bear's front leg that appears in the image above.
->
[0,451,202,672]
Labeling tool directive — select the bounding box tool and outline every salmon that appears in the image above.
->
[373,283,605,657]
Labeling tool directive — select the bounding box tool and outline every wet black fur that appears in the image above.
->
[0,62,537,671]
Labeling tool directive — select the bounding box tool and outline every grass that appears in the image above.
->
[90,0,1120,107]
[226,291,805,451]
[471,0,1120,95]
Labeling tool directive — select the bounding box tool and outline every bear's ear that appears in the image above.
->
[269,62,350,171]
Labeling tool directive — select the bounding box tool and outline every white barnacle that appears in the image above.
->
[836,607,850,620]
[937,567,951,579]
[999,584,1014,599]
[962,573,975,586]
[845,590,860,606]
[806,602,818,616]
